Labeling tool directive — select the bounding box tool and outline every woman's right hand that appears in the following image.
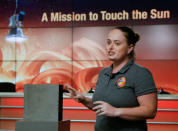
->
[64,84,85,103]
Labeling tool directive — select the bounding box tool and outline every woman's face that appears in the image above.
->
[106,29,133,62]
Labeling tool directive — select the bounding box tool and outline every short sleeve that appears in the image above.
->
[134,68,157,96]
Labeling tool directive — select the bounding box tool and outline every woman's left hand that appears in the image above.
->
[93,101,118,117]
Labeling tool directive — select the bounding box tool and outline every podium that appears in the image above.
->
[15,84,70,131]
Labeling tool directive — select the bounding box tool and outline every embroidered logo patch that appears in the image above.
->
[117,77,126,88]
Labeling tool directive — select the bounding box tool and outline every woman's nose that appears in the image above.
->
[108,43,114,49]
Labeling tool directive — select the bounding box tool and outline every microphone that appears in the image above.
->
[105,73,114,79]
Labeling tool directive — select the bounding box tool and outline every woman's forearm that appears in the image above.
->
[79,96,94,110]
[114,106,156,121]
[114,93,157,121]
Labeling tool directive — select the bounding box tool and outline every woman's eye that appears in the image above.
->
[107,40,111,45]
[115,42,120,45]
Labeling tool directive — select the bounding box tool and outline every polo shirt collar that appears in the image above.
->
[119,58,134,74]
[104,59,134,76]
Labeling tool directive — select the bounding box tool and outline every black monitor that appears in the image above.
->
[0,82,16,92]
[59,84,63,121]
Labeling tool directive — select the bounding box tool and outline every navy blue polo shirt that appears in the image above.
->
[92,59,157,131]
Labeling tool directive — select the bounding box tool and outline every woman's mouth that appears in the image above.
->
[108,51,115,56]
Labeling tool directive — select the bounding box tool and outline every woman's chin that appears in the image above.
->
[108,57,116,61]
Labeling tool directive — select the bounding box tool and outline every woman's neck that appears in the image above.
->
[112,58,130,73]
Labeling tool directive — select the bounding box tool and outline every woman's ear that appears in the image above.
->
[127,44,134,54]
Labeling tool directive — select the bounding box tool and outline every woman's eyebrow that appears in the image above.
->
[107,39,120,42]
